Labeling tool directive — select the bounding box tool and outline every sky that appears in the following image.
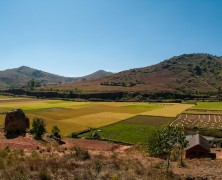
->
[0,0,222,77]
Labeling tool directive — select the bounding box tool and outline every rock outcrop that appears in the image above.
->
[4,108,30,137]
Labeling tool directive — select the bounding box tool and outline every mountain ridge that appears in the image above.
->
[44,53,222,94]
[0,66,113,88]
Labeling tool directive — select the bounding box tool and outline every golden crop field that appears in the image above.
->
[63,112,135,128]
[140,104,194,117]
[0,96,193,135]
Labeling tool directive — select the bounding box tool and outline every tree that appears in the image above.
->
[51,125,61,139]
[28,79,36,91]
[147,126,188,173]
[177,127,188,167]
[27,79,41,91]
[194,65,202,76]
[31,118,46,139]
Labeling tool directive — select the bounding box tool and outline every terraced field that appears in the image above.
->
[171,114,222,129]
[171,102,222,129]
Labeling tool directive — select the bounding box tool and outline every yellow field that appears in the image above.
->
[0,114,4,127]
[140,104,194,117]
[0,96,193,135]
[63,112,135,128]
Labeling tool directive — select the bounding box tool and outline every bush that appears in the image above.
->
[31,118,46,139]
[51,125,61,139]
[91,132,101,140]
[69,132,79,138]
[74,147,90,161]
[39,168,51,180]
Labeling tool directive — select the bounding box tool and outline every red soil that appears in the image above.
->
[63,138,132,152]
[0,131,41,150]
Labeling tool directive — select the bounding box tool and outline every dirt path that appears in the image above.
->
[62,138,132,152]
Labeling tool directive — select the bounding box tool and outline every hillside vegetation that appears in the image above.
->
[46,54,222,95]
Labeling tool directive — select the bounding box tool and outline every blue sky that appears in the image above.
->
[0,0,222,77]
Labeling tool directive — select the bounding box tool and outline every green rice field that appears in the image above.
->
[192,102,222,110]
[81,115,174,144]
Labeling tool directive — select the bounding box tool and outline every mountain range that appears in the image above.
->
[1,53,222,95]
[0,66,113,88]
[44,53,222,94]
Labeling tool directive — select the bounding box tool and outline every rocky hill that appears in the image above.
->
[46,54,222,95]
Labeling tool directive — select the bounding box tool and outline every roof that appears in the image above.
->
[186,134,210,151]
[186,135,215,141]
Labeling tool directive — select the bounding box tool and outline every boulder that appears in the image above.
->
[4,108,30,137]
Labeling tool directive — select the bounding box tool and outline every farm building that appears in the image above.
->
[185,134,211,159]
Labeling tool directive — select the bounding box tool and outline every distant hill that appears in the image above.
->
[0,66,113,88]
[81,70,113,80]
[45,54,222,94]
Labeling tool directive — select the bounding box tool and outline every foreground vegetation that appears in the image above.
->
[0,146,166,180]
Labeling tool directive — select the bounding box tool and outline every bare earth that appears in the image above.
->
[0,131,42,150]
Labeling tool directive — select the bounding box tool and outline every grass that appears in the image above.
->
[0,96,193,137]
[62,112,135,128]
[0,96,164,136]
[0,114,4,127]
[83,123,158,144]
[81,115,173,144]
[126,104,163,110]
[28,114,88,136]
[121,115,173,126]
[183,109,222,115]
[0,100,89,111]
[0,147,166,180]
[192,102,222,110]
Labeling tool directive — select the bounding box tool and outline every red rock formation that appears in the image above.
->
[4,108,30,137]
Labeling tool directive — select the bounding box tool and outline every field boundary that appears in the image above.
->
[84,137,134,146]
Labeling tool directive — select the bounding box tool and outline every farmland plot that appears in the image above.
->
[82,115,174,144]
[193,102,222,110]
[171,114,222,129]
[140,104,194,117]
[0,96,164,135]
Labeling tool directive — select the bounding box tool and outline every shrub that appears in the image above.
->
[91,132,101,140]
[39,168,51,180]
[69,132,78,138]
[51,125,61,139]
[93,159,103,174]
[31,118,46,139]
[74,147,90,161]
